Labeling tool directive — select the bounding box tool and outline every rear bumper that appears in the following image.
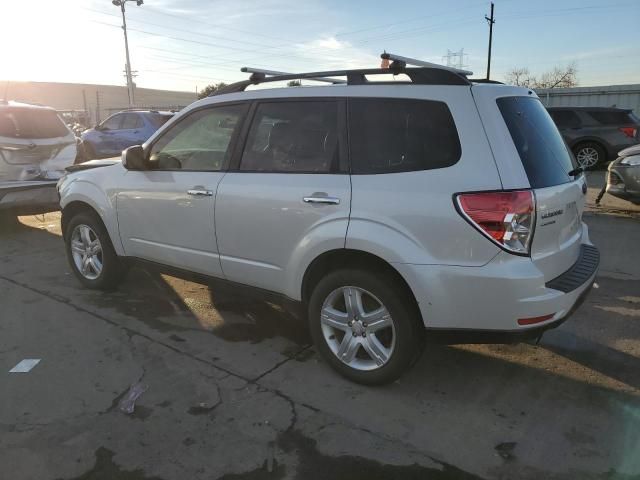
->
[394,238,599,336]
[0,181,59,214]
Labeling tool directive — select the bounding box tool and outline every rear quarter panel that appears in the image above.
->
[346,85,503,267]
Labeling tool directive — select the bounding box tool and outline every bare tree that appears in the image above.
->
[505,64,578,89]
[505,67,534,87]
[535,64,578,89]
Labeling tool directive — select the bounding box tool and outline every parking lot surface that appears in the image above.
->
[1,207,639,480]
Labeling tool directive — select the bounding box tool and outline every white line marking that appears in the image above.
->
[9,359,41,373]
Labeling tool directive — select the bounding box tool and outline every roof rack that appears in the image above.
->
[380,52,474,76]
[212,52,476,96]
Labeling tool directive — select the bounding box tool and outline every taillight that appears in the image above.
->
[455,190,535,255]
[619,127,637,138]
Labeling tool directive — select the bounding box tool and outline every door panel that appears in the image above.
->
[116,103,248,277]
[215,173,350,293]
[215,99,350,295]
[116,171,224,276]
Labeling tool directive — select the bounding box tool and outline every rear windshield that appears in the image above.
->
[147,113,174,128]
[0,108,70,139]
[497,97,576,189]
[587,110,637,125]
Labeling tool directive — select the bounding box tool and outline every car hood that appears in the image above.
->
[65,157,120,173]
[619,144,640,157]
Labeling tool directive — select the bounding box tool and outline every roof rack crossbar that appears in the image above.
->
[213,66,470,96]
[380,52,474,76]
[241,67,346,84]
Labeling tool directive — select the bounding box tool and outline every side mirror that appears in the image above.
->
[122,145,147,170]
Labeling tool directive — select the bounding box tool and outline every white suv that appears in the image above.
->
[57,65,599,384]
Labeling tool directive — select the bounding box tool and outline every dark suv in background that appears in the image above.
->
[547,107,639,168]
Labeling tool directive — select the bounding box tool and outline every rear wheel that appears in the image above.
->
[573,142,605,169]
[308,269,424,385]
[64,211,127,290]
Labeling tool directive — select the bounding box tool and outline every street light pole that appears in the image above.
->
[113,0,143,107]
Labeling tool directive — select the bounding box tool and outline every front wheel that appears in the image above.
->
[308,269,424,385]
[64,212,127,290]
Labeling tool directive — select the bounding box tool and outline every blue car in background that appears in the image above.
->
[80,110,174,160]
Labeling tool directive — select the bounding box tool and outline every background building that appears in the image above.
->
[536,84,640,115]
[2,81,197,124]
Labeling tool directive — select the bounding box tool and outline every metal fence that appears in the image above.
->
[536,84,640,115]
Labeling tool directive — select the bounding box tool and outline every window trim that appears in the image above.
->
[229,97,349,175]
[143,101,250,173]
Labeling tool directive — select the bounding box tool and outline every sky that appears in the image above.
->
[1,0,639,93]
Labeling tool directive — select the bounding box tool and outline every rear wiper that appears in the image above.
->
[568,166,583,177]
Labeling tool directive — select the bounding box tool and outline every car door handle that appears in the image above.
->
[303,196,340,205]
[188,189,213,196]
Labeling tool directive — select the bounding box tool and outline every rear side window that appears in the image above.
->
[147,113,174,128]
[587,110,636,125]
[348,98,461,174]
[497,97,575,189]
[549,110,581,128]
[240,101,340,173]
[0,108,69,139]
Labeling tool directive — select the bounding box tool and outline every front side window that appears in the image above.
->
[102,114,123,130]
[348,98,461,174]
[240,101,340,173]
[149,104,246,171]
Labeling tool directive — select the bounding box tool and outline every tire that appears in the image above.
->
[573,142,606,170]
[308,269,424,385]
[64,211,127,290]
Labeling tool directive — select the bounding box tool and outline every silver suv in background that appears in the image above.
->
[57,61,599,384]
[0,101,77,215]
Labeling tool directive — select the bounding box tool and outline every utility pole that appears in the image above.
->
[485,2,495,80]
[112,0,143,107]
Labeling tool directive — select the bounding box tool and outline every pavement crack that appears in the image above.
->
[250,345,312,383]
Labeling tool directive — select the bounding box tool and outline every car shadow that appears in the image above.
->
[1,214,638,397]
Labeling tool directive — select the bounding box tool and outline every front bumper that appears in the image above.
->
[394,242,599,337]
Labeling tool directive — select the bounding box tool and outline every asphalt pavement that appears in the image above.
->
[0,203,639,480]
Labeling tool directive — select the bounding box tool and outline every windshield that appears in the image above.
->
[0,108,70,139]
[497,96,577,189]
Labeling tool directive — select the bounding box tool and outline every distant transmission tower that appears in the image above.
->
[443,49,468,70]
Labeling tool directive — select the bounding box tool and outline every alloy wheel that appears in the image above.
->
[70,224,103,280]
[320,286,396,371]
[576,147,599,168]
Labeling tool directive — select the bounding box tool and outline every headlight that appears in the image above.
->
[620,155,640,166]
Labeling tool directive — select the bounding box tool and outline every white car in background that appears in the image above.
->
[0,100,77,215]
[57,64,599,385]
